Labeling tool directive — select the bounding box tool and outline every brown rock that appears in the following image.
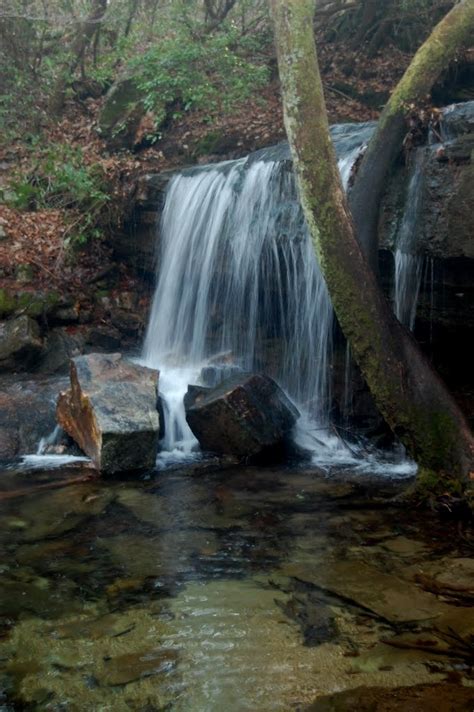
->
[184,373,299,459]
[57,353,160,474]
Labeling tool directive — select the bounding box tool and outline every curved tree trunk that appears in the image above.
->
[269,0,474,495]
[349,0,474,269]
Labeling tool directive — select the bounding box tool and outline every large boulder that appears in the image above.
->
[57,353,160,474]
[0,315,43,371]
[98,73,145,151]
[184,373,299,459]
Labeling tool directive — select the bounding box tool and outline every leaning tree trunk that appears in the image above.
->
[269,0,474,495]
[349,0,474,269]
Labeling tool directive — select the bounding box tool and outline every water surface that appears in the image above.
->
[1,462,473,711]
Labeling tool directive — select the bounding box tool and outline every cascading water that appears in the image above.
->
[143,124,371,458]
[393,149,426,331]
[143,122,415,475]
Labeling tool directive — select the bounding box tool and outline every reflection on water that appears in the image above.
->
[1,463,473,711]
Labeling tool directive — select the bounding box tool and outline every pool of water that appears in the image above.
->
[1,461,473,711]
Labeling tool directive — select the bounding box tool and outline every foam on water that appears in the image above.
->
[21,454,90,468]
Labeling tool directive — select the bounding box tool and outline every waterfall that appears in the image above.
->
[142,121,412,474]
[393,149,426,330]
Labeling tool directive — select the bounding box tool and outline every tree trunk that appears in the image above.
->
[269,0,474,495]
[349,0,474,269]
[49,0,107,116]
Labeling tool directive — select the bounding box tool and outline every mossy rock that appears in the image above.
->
[98,74,145,150]
[0,288,62,319]
[0,288,16,317]
[193,130,241,158]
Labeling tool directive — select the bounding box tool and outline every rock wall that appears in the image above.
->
[116,103,474,428]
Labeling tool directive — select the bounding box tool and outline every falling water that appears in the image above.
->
[142,122,414,474]
[393,149,426,330]
[143,123,374,462]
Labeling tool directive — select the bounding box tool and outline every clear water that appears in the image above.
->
[1,463,472,711]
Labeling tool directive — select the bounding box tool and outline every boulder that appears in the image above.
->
[184,373,299,459]
[98,73,145,150]
[0,315,43,371]
[0,373,65,455]
[56,353,160,474]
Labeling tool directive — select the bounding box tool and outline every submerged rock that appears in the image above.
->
[0,315,43,371]
[56,353,160,474]
[184,373,299,459]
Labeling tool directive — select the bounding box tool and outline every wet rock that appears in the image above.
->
[0,574,79,618]
[56,353,160,474]
[441,99,474,138]
[38,328,85,374]
[184,373,299,459]
[283,559,451,624]
[432,557,474,590]
[307,683,474,712]
[0,426,19,458]
[111,309,144,338]
[199,364,244,388]
[98,648,178,686]
[19,483,115,541]
[1,606,175,709]
[380,536,427,557]
[0,316,43,371]
[85,325,122,350]
[0,373,65,454]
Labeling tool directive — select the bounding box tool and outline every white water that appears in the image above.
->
[23,424,89,468]
[143,123,415,476]
[393,149,426,330]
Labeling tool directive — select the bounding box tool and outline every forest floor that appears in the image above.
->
[0,37,412,299]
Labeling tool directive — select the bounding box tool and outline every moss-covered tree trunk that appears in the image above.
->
[349,0,474,269]
[269,0,474,495]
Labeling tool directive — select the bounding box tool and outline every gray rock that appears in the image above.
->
[0,315,43,371]
[441,99,474,139]
[85,325,122,351]
[98,73,145,150]
[56,353,160,474]
[38,328,85,374]
[0,426,19,458]
[184,373,299,459]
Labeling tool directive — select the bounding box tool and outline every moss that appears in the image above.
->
[0,288,16,318]
[381,1,474,119]
[407,466,464,502]
[18,291,62,317]
[0,289,62,319]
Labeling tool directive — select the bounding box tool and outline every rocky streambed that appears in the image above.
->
[1,459,474,711]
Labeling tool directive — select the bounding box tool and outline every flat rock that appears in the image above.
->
[57,353,160,474]
[98,648,178,686]
[184,373,299,458]
[283,559,450,624]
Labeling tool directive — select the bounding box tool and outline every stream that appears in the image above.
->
[1,459,474,711]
